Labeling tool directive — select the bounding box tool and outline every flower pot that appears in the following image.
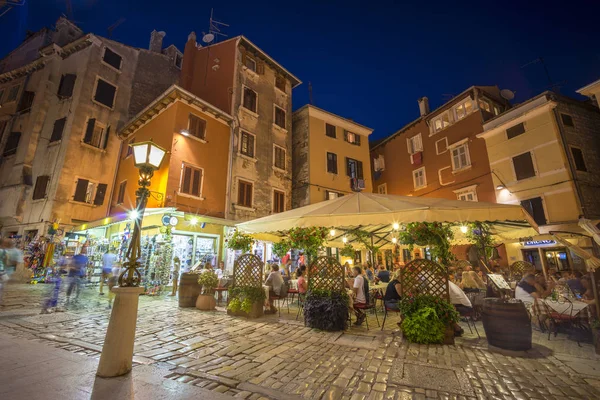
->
[443,324,455,345]
[195,294,216,311]
[178,273,201,307]
[227,300,264,318]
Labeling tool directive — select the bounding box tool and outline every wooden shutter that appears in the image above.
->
[58,74,76,98]
[84,119,95,144]
[344,131,349,142]
[94,79,116,108]
[74,179,89,202]
[50,118,66,142]
[506,123,525,139]
[102,125,110,149]
[256,61,265,74]
[357,161,364,179]
[182,165,192,194]
[238,182,245,205]
[245,182,253,206]
[513,152,535,181]
[33,175,50,200]
[93,183,107,205]
[248,134,255,157]
[117,181,126,204]
[191,168,202,197]
[3,132,21,156]
[346,158,351,176]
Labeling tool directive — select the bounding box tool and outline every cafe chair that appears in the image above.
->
[287,287,299,313]
[354,297,380,331]
[296,293,306,321]
[270,282,290,317]
[214,287,228,305]
[457,306,480,338]
[381,304,401,331]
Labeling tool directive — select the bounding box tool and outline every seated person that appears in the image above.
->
[265,264,284,313]
[448,280,472,336]
[376,266,391,283]
[460,271,486,293]
[581,276,596,303]
[365,265,375,282]
[567,271,584,295]
[515,274,541,303]
[296,268,308,295]
[383,271,402,311]
[349,266,367,326]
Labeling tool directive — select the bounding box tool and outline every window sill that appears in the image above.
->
[80,142,106,153]
[91,99,115,111]
[31,198,47,204]
[272,165,287,174]
[1,154,16,160]
[240,107,259,118]
[242,66,259,78]
[238,153,258,163]
[451,165,472,175]
[69,200,96,207]
[177,192,205,201]
[101,61,122,74]
[234,204,255,212]
[413,185,428,191]
[275,87,287,97]
[326,171,338,176]
[184,135,207,144]
[272,123,288,134]
[47,140,61,148]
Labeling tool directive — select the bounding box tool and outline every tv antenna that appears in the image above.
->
[1,1,25,19]
[308,82,314,105]
[107,17,126,39]
[521,57,565,92]
[202,8,228,44]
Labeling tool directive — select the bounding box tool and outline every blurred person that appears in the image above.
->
[384,270,402,312]
[296,267,308,294]
[67,248,88,304]
[265,264,284,314]
[298,252,305,266]
[365,264,375,282]
[0,239,10,305]
[567,271,585,295]
[344,262,353,278]
[216,260,225,279]
[460,271,486,293]
[107,263,122,309]
[170,257,181,296]
[448,280,473,336]
[376,265,390,283]
[99,247,117,295]
[349,266,367,326]
[515,274,545,303]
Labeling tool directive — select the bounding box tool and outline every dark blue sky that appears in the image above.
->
[2,0,599,141]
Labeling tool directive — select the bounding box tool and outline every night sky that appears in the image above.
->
[1,0,599,141]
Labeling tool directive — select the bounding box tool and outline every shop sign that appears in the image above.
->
[162,215,179,226]
[524,240,556,246]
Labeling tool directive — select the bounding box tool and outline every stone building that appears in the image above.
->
[180,34,301,221]
[478,91,600,271]
[0,17,181,239]
[292,105,373,208]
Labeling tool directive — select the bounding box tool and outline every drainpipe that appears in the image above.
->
[224,118,236,220]
[106,138,124,217]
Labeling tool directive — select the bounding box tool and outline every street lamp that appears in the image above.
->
[119,141,166,287]
[97,140,166,378]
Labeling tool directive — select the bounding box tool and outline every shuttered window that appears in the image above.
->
[57,74,76,98]
[521,197,547,226]
[326,124,336,138]
[513,152,536,181]
[327,152,338,174]
[6,85,20,102]
[83,118,109,149]
[238,180,253,208]
[346,158,363,179]
[103,47,122,70]
[180,164,203,197]
[506,123,525,139]
[242,87,257,113]
[344,131,361,146]
[561,114,574,127]
[50,118,66,143]
[240,131,255,158]
[273,190,285,213]
[3,132,21,156]
[17,91,35,112]
[73,179,92,203]
[274,145,286,170]
[571,147,587,172]
[117,181,127,204]
[93,183,107,205]
[93,78,117,108]
[32,175,50,200]
[274,106,286,129]
[275,75,286,92]
[188,114,206,140]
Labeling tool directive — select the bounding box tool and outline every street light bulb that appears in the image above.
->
[342,237,348,243]
[460,225,468,234]
[392,237,397,244]
[496,184,505,190]
[330,229,336,237]
[190,217,198,226]
[129,210,139,220]
[393,223,400,230]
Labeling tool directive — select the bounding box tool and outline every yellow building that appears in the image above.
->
[577,78,600,108]
[478,91,600,272]
[291,105,374,208]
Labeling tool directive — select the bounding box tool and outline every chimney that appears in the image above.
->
[149,30,166,53]
[418,97,430,116]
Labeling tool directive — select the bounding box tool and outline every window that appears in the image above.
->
[238,180,253,208]
[273,145,286,170]
[93,78,117,108]
[240,131,255,158]
[50,118,66,143]
[242,87,257,113]
[513,152,536,181]
[32,175,50,200]
[571,147,587,172]
[2,131,20,156]
[407,133,422,154]
[275,75,286,92]
[451,143,471,171]
[102,47,122,70]
[175,53,183,69]
[244,56,256,72]
[521,197,547,226]
[454,98,473,120]
[326,190,343,200]
[325,123,336,138]
[561,114,574,127]
[126,138,134,157]
[455,186,478,202]
[378,183,387,194]
[373,154,385,171]
[17,91,35,113]
[327,152,338,174]
[180,163,203,198]
[431,112,450,133]
[346,158,363,179]
[493,105,501,116]
[507,123,525,139]
[479,98,491,113]
[117,180,127,204]
[273,190,285,213]
[6,85,20,102]
[83,118,109,149]
[73,179,107,205]
[344,131,361,146]
[57,74,76,98]
[435,137,448,154]
[188,113,206,140]
[413,167,426,189]
[274,106,286,129]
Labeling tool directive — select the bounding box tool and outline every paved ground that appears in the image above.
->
[1,282,599,400]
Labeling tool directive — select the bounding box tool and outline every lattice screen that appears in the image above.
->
[509,260,535,280]
[308,256,345,293]
[400,259,449,300]
[232,254,264,288]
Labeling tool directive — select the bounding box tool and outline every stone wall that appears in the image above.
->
[292,109,310,208]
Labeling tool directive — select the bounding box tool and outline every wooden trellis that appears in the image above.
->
[509,260,535,281]
[232,254,263,288]
[308,256,345,293]
[400,258,449,300]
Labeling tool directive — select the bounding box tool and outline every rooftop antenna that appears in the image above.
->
[521,57,565,92]
[1,1,25,19]
[308,82,314,105]
[65,0,73,20]
[107,17,126,39]
[203,8,228,44]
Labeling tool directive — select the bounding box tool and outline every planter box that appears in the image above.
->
[196,294,216,311]
[178,273,201,308]
[227,301,264,318]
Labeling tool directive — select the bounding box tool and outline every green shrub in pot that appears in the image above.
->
[304,289,349,331]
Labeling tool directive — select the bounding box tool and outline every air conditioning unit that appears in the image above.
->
[410,151,423,166]
[351,178,365,192]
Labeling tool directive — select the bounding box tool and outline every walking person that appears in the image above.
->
[67,248,88,304]
[99,248,117,295]
[106,264,121,309]
[0,239,10,307]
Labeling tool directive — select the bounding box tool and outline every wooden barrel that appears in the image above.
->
[178,273,201,307]
[481,298,532,351]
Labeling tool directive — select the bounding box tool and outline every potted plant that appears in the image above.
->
[304,289,349,331]
[287,227,328,264]
[227,286,266,318]
[196,271,218,310]
[398,222,456,266]
[271,240,290,263]
[226,230,255,253]
[399,294,459,344]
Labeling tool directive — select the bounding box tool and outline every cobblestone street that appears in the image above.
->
[1,283,599,400]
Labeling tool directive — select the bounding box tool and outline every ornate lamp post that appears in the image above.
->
[97,140,166,378]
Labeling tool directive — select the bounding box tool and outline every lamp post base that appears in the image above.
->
[96,286,144,378]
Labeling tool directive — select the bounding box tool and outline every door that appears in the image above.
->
[522,249,542,271]
[543,248,570,271]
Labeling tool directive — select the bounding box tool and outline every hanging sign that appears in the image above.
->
[524,240,556,246]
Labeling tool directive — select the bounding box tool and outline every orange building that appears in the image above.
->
[370,86,510,203]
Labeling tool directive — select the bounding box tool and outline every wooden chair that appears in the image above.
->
[381,304,401,330]
[214,287,228,305]
[456,306,480,338]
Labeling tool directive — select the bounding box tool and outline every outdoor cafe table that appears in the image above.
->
[370,282,388,292]
[542,298,589,316]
